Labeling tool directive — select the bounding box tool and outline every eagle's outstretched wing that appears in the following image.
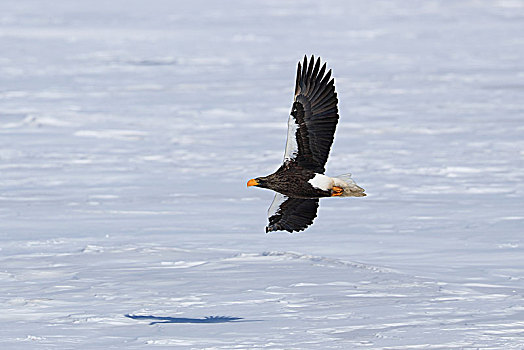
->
[266,193,319,233]
[284,55,340,173]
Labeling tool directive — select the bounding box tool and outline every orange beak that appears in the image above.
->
[247,179,259,187]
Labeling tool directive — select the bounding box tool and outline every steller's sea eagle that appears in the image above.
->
[247,55,366,233]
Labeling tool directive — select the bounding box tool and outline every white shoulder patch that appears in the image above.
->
[308,173,333,191]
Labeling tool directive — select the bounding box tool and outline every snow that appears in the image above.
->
[1,0,524,348]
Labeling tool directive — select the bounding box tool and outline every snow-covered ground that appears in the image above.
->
[1,0,524,348]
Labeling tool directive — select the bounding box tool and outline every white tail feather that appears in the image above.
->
[332,173,366,197]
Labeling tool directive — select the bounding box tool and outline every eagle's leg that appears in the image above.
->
[331,186,344,196]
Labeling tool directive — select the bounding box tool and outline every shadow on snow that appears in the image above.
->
[125,314,257,325]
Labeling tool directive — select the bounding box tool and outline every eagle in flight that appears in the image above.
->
[247,55,366,233]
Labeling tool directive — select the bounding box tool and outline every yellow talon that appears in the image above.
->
[331,186,343,196]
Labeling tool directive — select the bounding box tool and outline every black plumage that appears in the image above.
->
[266,196,319,233]
[248,55,365,233]
[290,55,339,173]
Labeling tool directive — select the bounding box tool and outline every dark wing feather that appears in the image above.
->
[266,193,319,233]
[284,55,339,173]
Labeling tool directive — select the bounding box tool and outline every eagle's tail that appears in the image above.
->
[333,173,366,197]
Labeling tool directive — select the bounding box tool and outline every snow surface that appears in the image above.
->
[1,0,524,348]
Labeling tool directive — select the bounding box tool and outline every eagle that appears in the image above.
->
[247,55,366,233]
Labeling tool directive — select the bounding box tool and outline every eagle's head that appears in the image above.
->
[247,177,269,189]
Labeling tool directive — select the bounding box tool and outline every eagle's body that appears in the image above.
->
[256,164,327,199]
[248,55,365,233]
